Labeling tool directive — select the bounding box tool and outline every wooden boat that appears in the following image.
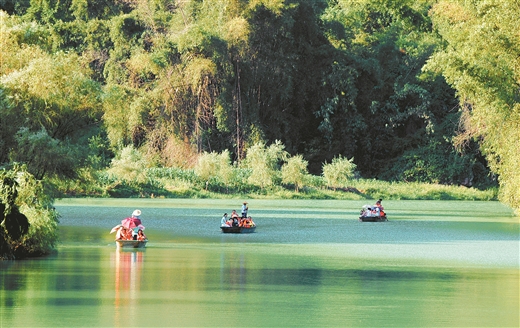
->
[220,226,256,233]
[116,239,148,248]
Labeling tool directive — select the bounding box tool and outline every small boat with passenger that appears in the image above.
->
[359,199,388,222]
[116,239,148,248]
[110,209,149,248]
[220,225,256,233]
[220,211,257,233]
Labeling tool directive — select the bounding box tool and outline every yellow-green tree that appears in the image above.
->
[1,12,102,179]
[243,141,288,188]
[281,155,310,192]
[322,155,356,191]
[426,0,520,213]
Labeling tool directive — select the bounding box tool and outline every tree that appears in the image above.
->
[426,0,520,212]
[322,155,356,191]
[243,140,288,188]
[1,13,103,179]
[281,154,309,192]
[1,165,58,260]
[195,149,234,187]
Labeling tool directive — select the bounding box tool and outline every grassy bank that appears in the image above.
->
[53,173,497,202]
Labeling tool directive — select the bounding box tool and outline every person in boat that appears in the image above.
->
[137,229,146,241]
[374,199,385,217]
[116,227,132,240]
[231,210,239,227]
[241,202,248,218]
[221,213,230,227]
[130,209,142,239]
[115,226,124,240]
[362,207,372,217]
[125,228,133,240]
[241,216,255,228]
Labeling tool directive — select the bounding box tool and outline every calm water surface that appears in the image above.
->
[1,199,519,327]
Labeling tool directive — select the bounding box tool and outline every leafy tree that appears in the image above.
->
[281,154,309,192]
[106,145,149,183]
[426,0,520,212]
[195,150,235,189]
[243,140,288,188]
[319,0,447,176]
[1,13,103,180]
[322,155,356,191]
[0,0,31,15]
[1,165,58,260]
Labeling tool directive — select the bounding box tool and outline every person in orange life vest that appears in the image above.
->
[231,210,239,226]
[374,199,385,216]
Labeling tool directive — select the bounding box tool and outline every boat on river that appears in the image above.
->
[359,215,388,222]
[359,205,388,222]
[116,239,148,248]
[220,226,256,233]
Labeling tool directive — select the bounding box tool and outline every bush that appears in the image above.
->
[1,164,58,259]
[322,155,356,190]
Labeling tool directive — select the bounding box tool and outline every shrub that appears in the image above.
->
[1,164,58,259]
[322,155,356,190]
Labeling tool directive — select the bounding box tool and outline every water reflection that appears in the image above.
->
[112,249,145,326]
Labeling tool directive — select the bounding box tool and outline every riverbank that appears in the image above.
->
[55,178,497,202]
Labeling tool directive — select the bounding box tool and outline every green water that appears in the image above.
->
[1,199,519,327]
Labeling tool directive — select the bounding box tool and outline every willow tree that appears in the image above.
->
[426,0,520,213]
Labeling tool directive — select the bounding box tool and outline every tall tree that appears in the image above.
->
[426,0,520,212]
[0,13,102,179]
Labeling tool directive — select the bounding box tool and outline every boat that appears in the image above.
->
[116,239,148,248]
[220,226,256,233]
[359,204,388,222]
[359,215,388,222]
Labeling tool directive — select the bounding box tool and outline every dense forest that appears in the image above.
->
[0,1,518,212]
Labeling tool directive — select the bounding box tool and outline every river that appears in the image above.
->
[1,199,518,327]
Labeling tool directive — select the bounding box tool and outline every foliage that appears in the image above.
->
[242,141,288,188]
[426,0,520,213]
[1,165,58,260]
[195,150,234,186]
[106,145,149,183]
[322,155,356,191]
[0,1,513,216]
[281,154,310,192]
[0,12,103,181]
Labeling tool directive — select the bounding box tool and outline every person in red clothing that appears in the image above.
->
[374,199,385,217]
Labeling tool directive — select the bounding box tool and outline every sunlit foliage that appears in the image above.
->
[281,154,310,192]
[243,141,288,188]
[322,155,356,191]
[426,0,520,212]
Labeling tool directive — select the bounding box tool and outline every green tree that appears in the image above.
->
[281,154,309,192]
[1,13,103,179]
[322,155,356,191]
[243,140,288,188]
[426,0,520,212]
[1,165,58,260]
